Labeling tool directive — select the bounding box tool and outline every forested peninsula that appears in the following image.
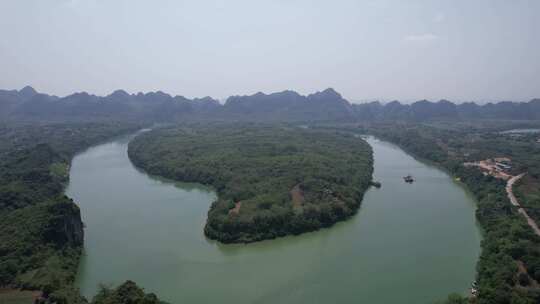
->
[128,125,374,243]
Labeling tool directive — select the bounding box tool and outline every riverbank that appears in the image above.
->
[0,122,144,304]
[364,123,540,303]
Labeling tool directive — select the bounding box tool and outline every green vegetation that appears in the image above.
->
[437,293,469,304]
[128,124,373,243]
[91,281,162,304]
[0,122,142,303]
[349,122,540,304]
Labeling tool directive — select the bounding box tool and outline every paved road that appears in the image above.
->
[506,173,540,237]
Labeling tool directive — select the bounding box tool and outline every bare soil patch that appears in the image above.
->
[516,260,540,289]
[0,288,41,304]
[290,184,304,208]
[228,201,242,215]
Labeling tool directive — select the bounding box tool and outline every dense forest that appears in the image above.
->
[348,122,540,304]
[91,281,163,304]
[0,122,143,304]
[128,124,374,243]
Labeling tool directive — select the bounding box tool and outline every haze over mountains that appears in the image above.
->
[1,86,540,123]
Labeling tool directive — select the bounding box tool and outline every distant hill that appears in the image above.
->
[1,87,221,123]
[222,88,355,121]
[1,86,539,122]
[353,99,540,121]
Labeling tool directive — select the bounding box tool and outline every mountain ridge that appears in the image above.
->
[1,86,540,123]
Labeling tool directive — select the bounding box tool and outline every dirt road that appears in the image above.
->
[506,174,540,237]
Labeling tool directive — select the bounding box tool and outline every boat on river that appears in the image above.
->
[403,175,414,183]
[471,281,478,297]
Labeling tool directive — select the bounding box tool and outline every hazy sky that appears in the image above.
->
[0,0,538,102]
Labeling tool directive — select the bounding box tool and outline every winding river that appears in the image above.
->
[66,134,481,304]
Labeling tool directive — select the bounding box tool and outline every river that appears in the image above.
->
[66,135,481,304]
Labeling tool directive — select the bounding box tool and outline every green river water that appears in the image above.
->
[67,135,481,304]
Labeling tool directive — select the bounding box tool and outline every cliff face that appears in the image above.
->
[44,197,84,247]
